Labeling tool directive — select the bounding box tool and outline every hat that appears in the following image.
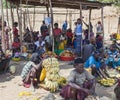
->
[74,57,84,64]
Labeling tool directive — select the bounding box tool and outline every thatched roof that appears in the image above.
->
[7,0,111,10]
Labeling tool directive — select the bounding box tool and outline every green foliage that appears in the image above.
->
[2,0,16,9]
[97,0,120,7]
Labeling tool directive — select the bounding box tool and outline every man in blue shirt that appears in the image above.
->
[62,20,67,32]
[84,51,102,77]
[75,18,82,56]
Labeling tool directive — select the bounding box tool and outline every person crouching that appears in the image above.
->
[60,58,96,100]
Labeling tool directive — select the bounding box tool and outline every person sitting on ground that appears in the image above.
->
[44,33,52,51]
[60,58,96,100]
[105,44,120,69]
[20,55,41,88]
[84,51,103,77]
[82,40,95,62]
[12,37,21,56]
[96,34,103,50]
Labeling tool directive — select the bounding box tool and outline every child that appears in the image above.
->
[12,37,21,56]
[66,28,73,48]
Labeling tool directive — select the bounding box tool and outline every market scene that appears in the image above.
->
[0,0,120,100]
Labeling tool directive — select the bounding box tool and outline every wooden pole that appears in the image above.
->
[6,0,12,49]
[33,6,35,30]
[117,16,120,34]
[10,2,14,28]
[23,11,26,32]
[48,0,54,52]
[79,3,82,19]
[101,6,104,47]
[80,3,82,57]
[16,5,22,46]
[69,12,72,29]
[88,9,91,40]
[46,5,49,17]
[0,0,6,52]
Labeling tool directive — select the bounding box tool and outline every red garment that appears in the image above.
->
[67,32,73,38]
[53,28,62,36]
[13,27,18,38]
[12,42,21,48]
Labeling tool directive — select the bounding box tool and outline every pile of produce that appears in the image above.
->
[42,57,63,92]
[106,69,120,78]
[42,51,57,58]
[57,77,67,87]
[110,33,120,40]
[60,50,74,57]
[60,50,74,61]
[98,78,116,87]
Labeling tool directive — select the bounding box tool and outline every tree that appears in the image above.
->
[97,0,120,7]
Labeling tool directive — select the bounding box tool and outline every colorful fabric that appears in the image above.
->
[60,80,94,100]
[53,28,62,36]
[84,56,101,69]
[75,24,82,35]
[21,61,34,80]
[75,35,82,55]
[13,27,18,38]
[68,69,94,86]
[105,50,120,68]
[12,42,21,48]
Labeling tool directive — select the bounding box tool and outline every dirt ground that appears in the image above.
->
[0,60,117,100]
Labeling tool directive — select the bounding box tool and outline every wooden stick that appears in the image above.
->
[49,0,54,52]
[16,5,22,46]
[0,0,6,52]
[6,0,12,48]
[101,7,104,47]
[80,3,82,57]
[10,2,14,28]
[33,6,35,31]
[88,9,91,40]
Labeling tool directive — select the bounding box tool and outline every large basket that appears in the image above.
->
[60,56,74,61]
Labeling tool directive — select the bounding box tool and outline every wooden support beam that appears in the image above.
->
[88,9,91,40]
[101,6,104,47]
[0,0,6,52]
[49,0,54,52]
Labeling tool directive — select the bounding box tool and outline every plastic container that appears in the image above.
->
[60,56,74,61]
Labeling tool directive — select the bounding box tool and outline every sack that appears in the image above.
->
[85,95,100,100]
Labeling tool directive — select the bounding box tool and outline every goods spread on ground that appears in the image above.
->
[42,51,57,58]
[98,78,116,87]
[110,33,120,40]
[60,50,74,61]
[40,57,67,92]
[106,69,120,78]
[60,50,74,57]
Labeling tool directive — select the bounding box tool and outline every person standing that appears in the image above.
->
[40,21,48,39]
[13,22,19,39]
[75,18,83,56]
[4,21,11,50]
[62,20,67,33]
[96,21,103,35]
[53,23,62,50]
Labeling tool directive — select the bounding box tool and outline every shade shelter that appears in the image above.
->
[2,0,111,52]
